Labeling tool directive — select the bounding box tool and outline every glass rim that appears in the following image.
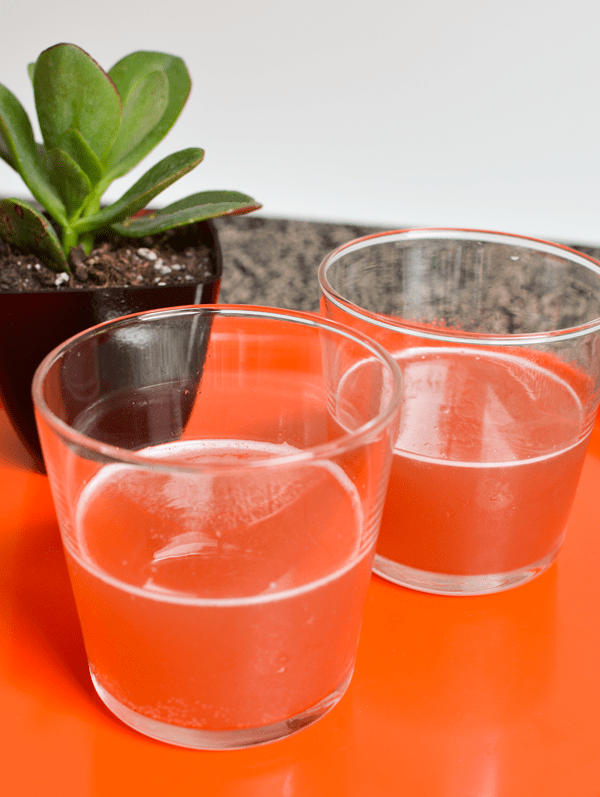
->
[32,304,403,472]
[318,227,600,345]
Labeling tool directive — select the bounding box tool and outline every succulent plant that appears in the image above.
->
[0,43,261,271]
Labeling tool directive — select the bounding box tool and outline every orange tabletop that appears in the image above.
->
[1,403,600,797]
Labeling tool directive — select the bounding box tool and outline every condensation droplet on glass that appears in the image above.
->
[510,255,519,261]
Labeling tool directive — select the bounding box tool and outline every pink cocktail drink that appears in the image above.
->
[68,438,369,733]
[374,346,591,590]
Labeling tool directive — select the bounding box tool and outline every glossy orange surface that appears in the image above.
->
[1,403,600,796]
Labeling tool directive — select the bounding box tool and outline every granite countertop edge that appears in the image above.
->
[213,215,389,311]
[213,215,600,312]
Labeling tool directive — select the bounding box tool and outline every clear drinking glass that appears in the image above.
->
[319,229,600,595]
[32,305,401,748]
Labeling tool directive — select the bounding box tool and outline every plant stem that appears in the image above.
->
[80,232,94,254]
[62,227,79,256]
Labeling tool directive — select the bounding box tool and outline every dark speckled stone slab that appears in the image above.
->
[213,215,386,311]
[213,216,600,316]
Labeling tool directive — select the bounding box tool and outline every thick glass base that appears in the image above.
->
[91,669,352,749]
[373,548,559,596]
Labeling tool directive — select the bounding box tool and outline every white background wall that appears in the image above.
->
[2,0,600,243]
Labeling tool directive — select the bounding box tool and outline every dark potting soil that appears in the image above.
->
[0,222,214,293]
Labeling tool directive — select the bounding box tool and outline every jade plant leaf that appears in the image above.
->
[107,51,191,179]
[112,191,263,236]
[56,128,104,186]
[0,84,67,224]
[33,43,121,162]
[74,147,205,232]
[0,199,68,269]
[0,123,16,169]
[45,148,92,216]
[103,69,169,179]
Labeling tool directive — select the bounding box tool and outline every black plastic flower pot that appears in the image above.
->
[0,219,222,472]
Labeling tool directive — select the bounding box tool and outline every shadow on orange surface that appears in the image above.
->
[8,506,92,698]
[0,403,39,471]
[0,412,91,702]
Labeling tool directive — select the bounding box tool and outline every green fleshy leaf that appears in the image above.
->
[0,126,15,168]
[45,148,92,217]
[0,83,67,223]
[162,191,262,215]
[27,62,35,83]
[34,43,121,161]
[74,147,204,233]
[56,128,104,185]
[104,69,169,177]
[0,198,67,270]
[107,51,190,178]
[111,191,262,236]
